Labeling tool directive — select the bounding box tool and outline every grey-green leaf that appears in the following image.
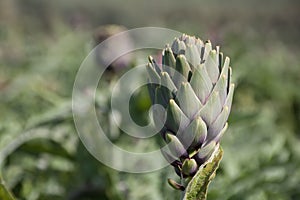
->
[178,116,207,149]
[173,55,191,88]
[207,106,229,142]
[147,83,156,104]
[194,141,216,163]
[184,36,196,45]
[172,38,186,55]
[195,38,204,58]
[210,56,230,104]
[162,47,176,75]
[213,123,228,143]
[225,83,235,112]
[152,102,166,131]
[165,99,190,133]
[146,63,161,84]
[190,64,213,104]
[176,82,202,119]
[166,133,188,158]
[203,41,212,61]
[185,44,201,69]
[205,50,219,84]
[148,55,161,73]
[161,147,179,165]
[198,91,222,125]
[154,87,169,108]
[157,72,177,105]
[161,72,177,92]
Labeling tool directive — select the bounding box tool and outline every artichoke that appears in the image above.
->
[147,34,234,189]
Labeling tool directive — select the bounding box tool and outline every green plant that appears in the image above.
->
[147,34,234,199]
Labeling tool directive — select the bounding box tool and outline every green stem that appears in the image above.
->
[182,145,223,200]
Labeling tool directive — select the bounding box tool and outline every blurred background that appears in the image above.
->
[0,0,300,199]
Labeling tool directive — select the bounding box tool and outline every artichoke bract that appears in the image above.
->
[147,34,234,189]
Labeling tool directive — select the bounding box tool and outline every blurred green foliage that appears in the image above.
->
[0,0,300,199]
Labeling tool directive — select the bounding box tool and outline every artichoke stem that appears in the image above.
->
[181,145,223,200]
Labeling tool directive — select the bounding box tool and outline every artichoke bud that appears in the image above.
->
[168,178,185,191]
[182,158,198,176]
[147,34,234,184]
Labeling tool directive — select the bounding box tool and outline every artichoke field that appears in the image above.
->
[147,34,234,192]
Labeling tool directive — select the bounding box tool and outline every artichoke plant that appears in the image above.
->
[147,34,234,198]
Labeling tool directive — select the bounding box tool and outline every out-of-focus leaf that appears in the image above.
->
[0,176,15,200]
